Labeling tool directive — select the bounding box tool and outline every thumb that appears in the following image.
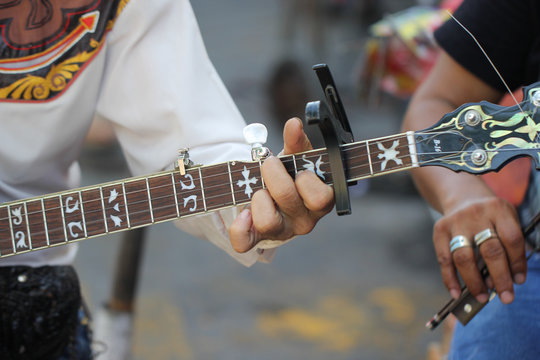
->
[283,118,313,155]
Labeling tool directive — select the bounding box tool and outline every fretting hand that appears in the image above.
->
[229,118,334,253]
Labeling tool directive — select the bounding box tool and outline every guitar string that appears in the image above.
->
[1,163,270,220]
[1,131,536,228]
[1,122,536,224]
[3,96,533,221]
[4,11,535,248]
[3,143,537,249]
[2,118,539,245]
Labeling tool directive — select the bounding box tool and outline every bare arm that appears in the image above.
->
[402,52,527,303]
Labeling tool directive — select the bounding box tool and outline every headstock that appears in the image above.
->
[415,82,540,174]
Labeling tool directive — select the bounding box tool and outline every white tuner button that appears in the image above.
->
[243,123,270,161]
[243,123,268,147]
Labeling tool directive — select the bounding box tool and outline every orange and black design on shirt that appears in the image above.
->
[0,0,128,102]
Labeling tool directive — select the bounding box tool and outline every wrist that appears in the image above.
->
[439,179,496,215]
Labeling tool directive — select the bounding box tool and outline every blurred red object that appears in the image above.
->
[481,91,531,206]
[360,1,462,103]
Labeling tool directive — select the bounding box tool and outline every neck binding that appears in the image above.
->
[0,132,418,259]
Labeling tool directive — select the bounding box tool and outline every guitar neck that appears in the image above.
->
[0,132,418,259]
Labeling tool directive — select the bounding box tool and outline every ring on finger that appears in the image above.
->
[450,235,473,253]
[474,228,498,247]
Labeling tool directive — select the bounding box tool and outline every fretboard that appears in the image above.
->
[0,132,418,259]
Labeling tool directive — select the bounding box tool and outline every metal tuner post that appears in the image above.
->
[176,148,194,175]
[305,64,356,215]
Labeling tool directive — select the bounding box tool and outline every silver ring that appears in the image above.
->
[450,235,473,253]
[474,228,497,247]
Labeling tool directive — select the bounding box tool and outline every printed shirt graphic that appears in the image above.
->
[0,0,126,102]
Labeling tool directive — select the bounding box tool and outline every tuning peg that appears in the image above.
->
[243,123,271,161]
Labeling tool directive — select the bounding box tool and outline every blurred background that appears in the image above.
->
[76,0,457,359]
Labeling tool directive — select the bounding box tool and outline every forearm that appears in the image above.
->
[401,52,503,214]
[402,96,495,214]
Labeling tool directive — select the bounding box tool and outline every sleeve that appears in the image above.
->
[94,0,280,266]
[434,0,536,92]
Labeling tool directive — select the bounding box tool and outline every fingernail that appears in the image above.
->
[500,291,514,304]
[514,273,526,285]
[476,293,489,303]
[450,289,460,299]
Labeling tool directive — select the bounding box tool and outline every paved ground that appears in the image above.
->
[74,1,451,359]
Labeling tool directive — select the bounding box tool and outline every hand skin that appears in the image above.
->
[402,52,527,304]
[229,118,335,253]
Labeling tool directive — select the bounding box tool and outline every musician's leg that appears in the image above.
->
[449,254,540,360]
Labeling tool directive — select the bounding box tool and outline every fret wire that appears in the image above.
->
[171,172,180,218]
[259,160,265,189]
[78,191,88,238]
[365,140,374,175]
[2,127,520,222]
[199,167,207,212]
[20,203,175,240]
[292,154,298,175]
[59,196,68,242]
[99,186,109,233]
[3,130,534,241]
[0,159,303,223]
[0,135,450,224]
[23,202,32,250]
[227,162,236,205]
[122,182,131,228]
[0,162,312,220]
[0,137,470,244]
[7,205,16,253]
[0,149,373,224]
[41,198,50,246]
[3,179,227,242]
[145,178,154,224]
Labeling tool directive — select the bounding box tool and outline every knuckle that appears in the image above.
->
[509,257,526,272]
[453,250,473,267]
[465,281,484,297]
[256,214,284,238]
[480,241,506,261]
[272,186,298,205]
[437,253,453,268]
[502,233,522,249]
[293,217,316,235]
[303,186,334,213]
[433,219,448,235]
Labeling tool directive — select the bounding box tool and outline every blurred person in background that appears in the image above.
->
[237,0,540,358]
[0,0,331,358]
[401,0,540,358]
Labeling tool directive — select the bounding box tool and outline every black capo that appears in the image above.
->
[305,64,355,216]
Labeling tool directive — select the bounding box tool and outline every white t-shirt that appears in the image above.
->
[0,0,278,267]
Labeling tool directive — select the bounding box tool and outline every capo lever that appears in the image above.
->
[306,64,355,216]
